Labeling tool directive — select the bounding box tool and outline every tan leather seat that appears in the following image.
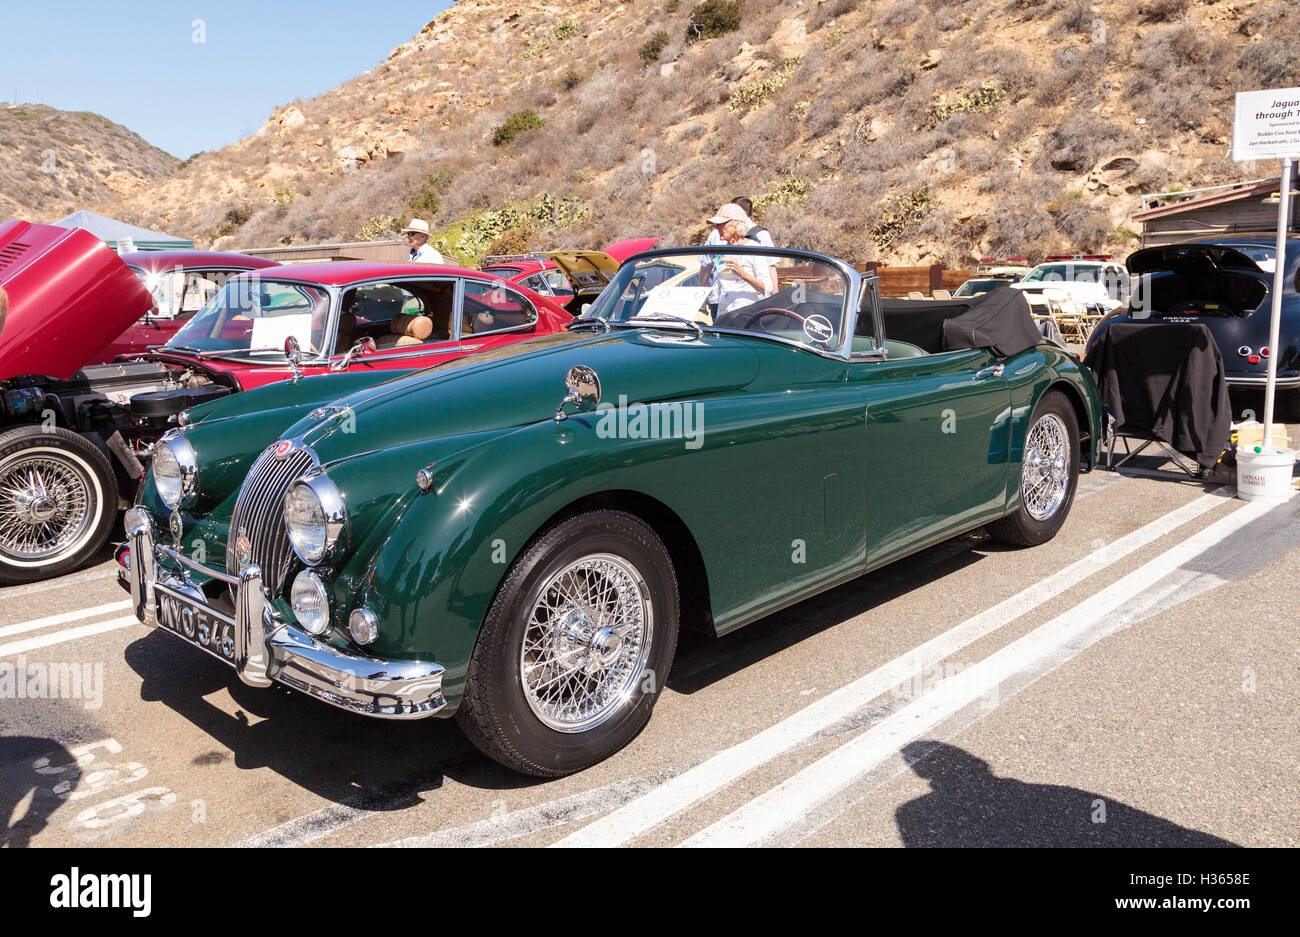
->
[377,313,434,349]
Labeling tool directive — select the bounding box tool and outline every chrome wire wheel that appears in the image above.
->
[1022,412,1071,521]
[0,449,97,564]
[519,552,653,733]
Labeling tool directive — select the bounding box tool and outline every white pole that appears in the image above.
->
[1262,156,1293,450]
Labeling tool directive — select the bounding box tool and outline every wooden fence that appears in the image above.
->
[856,263,972,298]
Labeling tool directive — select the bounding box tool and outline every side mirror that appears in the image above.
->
[332,336,377,371]
[284,335,303,380]
[554,365,601,422]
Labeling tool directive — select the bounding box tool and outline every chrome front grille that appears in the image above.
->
[226,445,315,591]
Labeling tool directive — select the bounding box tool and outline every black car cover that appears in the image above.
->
[1083,321,1232,469]
[940,287,1043,358]
[880,287,1042,357]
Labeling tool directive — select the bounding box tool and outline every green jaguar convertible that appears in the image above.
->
[121,246,1105,776]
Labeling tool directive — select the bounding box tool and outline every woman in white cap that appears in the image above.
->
[706,204,778,314]
[403,219,444,264]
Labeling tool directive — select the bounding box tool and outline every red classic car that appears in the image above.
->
[0,220,573,583]
[480,237,659,312]
[95,250,280,363]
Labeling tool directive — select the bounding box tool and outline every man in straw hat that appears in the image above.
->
[403,219,444,264]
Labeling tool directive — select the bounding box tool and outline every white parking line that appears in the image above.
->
[0,567,117,599]
[553,489,1231,848]
[682,497,1274,847]
[0,601,130,640]
[0,616,140,658]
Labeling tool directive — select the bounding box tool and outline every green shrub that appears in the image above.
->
[641,30,671,62]
[214,203,253,238]
[560,68,587,91]
[926,81,1007,128]
[552,18,579,40]
[492,110,546,146]
[665,0,680,12]
[870,186,939,250]
[406,167,455,219]
[728,56,801,110]
[686,0,743,43]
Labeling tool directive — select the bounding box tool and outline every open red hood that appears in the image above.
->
[0,219,154,380]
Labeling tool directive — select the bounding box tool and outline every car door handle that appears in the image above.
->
[973,365,1004,380]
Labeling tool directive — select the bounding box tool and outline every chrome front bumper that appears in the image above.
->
[121,508,446,720]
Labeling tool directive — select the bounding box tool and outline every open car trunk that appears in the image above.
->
[1127,244,1270,319]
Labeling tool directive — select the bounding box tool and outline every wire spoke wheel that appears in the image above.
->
[1021,412,1070,521]
[0,451,95,563]
[519,552,653,733]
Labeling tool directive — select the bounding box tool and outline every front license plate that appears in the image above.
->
[155,584,236,665]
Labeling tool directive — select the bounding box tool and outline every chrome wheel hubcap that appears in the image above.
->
[0,455,94,562]
[520,553,652,732]
[1022,413,1070,521]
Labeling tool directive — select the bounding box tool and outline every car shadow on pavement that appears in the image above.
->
[669,532,989,695]
[0,737,81,848]
[895,740,1238,847]
[123,631,552,814]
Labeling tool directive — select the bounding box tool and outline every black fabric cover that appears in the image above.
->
[879,288,1041,357]
[879,298,971,352]
[940,287,1042,358]
[1083,321,1231,469]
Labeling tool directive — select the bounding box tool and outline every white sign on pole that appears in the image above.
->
[1231,87,1300,162]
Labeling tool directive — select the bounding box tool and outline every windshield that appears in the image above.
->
[1232,245,1276,273]
[1022,263,1104,284]
[168,278,332,359]
[581,248,850,352]
[954,278,1008,297]
[130,266,243,318]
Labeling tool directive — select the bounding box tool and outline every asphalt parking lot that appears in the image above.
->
[2,391,1297,849]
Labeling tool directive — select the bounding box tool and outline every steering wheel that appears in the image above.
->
[745,308,806,330]
[744,307,835,349]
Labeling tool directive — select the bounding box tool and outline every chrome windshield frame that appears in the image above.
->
[573,245,867,361]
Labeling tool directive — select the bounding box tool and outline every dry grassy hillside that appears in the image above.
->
[116,0,1298,266]
[0,103,180,222]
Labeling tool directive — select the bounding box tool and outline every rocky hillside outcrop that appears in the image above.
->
[0,103,180,222]
[115,0,1299,265]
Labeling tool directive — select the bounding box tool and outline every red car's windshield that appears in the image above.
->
[169,279,332,359]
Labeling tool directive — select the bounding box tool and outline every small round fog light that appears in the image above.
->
[349,607,378,646]
[290,570,330,636]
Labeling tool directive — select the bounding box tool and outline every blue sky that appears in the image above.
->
[1,0,453,158]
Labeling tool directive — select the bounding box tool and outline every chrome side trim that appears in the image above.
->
[1225,374,1300,387]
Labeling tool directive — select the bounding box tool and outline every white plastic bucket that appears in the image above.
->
[1236,446,1297,501]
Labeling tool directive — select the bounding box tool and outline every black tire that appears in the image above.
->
[0,425,119,585]
[987,391,1080,547]
[456,509,680,777]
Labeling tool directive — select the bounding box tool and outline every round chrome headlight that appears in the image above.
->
[283,475,346,565]
[290,570,330,636]
[153,433,198,510]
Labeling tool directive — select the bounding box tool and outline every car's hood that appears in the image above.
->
[0,220,153,380]
[1011,280,1108,298]
[602,237,661,263]
[1126,243,1269,276]
[293,328,762,461]
[547,250,624,293]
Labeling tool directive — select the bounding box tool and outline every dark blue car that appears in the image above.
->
[1087,237,1300,401]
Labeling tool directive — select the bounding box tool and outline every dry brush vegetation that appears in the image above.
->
[77,0,1299,266]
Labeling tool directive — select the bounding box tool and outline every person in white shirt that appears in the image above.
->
[704,203,777,314]
[402,219,444,264]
